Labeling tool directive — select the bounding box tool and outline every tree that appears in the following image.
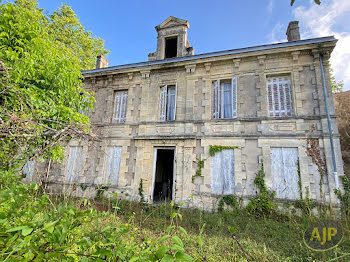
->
[0,0,108,170]
[291,0,321,6]
[330,68,344,93]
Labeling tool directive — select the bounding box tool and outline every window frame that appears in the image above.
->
[159,84,177,121]
[212,77,237,119]
[112,90,128,123]
[266,75,293,117]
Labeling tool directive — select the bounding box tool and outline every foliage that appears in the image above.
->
[330,67,344,93]
[294,187,317,217]
[0,0,108,170]
[195,159,204,177]
[138,178,144,203]
[246,163,276,217]
[335,175,350,216]
[334,92,350,181]
[0,171,196,261]
[291,0,320,6]
[218,195,238,212]
[297,160,303,199]
[209,145,239,156]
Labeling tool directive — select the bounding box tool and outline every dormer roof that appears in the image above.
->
[155,16,189,31]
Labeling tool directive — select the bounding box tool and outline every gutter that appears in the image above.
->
[82,36,336,75]
[319,54,339,190]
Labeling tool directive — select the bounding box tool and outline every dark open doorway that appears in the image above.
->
[153,149,174,202]
[165,37,177,58]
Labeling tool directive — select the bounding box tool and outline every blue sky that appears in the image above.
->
[37,0,349,90]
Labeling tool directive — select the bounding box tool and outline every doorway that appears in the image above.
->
[153,148,175,202]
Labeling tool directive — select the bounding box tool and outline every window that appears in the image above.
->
[113,91,128,123]
[23,161,35,180]
[103,146,122,186]
[267,76,293,117]
[165,37,177,58]
[271,147,299,199]
[65,146,83,183]
[159,85,177,121]
[211,149,235,194]
[212,78,237,119]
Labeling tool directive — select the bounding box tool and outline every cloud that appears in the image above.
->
[267,0,274,15]
[293,0,350,91]
[268,23,286,43]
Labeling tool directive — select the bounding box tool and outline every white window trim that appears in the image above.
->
[113,91,128,123]
[212,77,237,119]
[159,84,177,121]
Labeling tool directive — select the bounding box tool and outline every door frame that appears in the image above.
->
[150,147,176,203]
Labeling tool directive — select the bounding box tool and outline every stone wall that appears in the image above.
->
[38,40,344,209]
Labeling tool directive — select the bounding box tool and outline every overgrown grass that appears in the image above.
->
[93,198,350,261]
[1,171,350,261]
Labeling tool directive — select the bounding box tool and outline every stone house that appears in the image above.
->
[37,16,344,208]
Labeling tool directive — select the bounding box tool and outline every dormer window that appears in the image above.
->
[165,36,178,58]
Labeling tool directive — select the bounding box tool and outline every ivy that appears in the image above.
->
[209,145,240,156]
[138,178,144,203]
[195,159,204,177]
[246,162,276,218]
[335,175,350,216]
[218,195,238,212]
[297,160,303,200]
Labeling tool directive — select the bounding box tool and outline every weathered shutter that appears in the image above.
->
[284,77,293,116]
[211,149,235,195]
[271,147,299,199]
[113,92,121,122]
[212,80,220,119]
[231,77,237,118]
[159,85,167,121]
[107,146,122,186]
[120,91,128,123]
[173,83,177,120]
[219,80,224,119]
[23,161,35,180]
[66,146,82,183]
[267,76,292,117]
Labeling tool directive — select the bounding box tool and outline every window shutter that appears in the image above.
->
[120,92,128,123]
[231,77,237,118]
[173,83,177,120]
[66,146,82,183]
[113,92,121,122]
[284,77,292,116]
[271,147,299,199]
[211,149,235,195]
[159,85,167,121]
[267,76,293,117]
[212,80,220,119]
[23,161,35,180]
[107,146,122,186]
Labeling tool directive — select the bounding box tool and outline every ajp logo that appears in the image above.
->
[303,220,343,251]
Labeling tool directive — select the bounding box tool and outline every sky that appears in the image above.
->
[37,0,350,91]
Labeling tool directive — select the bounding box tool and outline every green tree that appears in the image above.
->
[330,67,344,93]
[0,0,108,170]
[291,0,321,6]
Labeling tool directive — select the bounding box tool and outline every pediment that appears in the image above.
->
[156,16,189,30]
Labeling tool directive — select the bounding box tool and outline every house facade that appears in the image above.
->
[41,17,344,208]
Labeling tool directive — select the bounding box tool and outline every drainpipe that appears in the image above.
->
[319,53,339,190]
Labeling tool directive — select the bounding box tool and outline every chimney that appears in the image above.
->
[286,21,300,42]
[96,55,109,69]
